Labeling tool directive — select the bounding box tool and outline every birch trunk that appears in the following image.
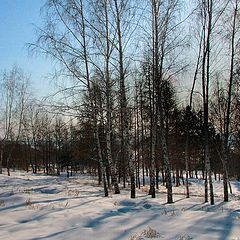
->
[113,0,135,198]
[222,0,238,202]
[148,66,156,198]
[79,0,108,196]
[104,0,120,194]
[0,147,2,174]
[201,0,214,205]
[152,0,173,203]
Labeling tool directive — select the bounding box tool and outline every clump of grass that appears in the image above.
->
[129,226,161,239]
[67,189,80,197]
[161,207,168,215]
[52,201,69,209]
[171,206,176,216]
[129,233,143,240]
[178,234,193,240]
[0,200,5,207]
[25,198,38,210]
[39,201,69,210]
[142,226,161,238]
[23,188,32,194]
[25,198,32,206]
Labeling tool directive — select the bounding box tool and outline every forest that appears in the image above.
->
[1,0,240,206]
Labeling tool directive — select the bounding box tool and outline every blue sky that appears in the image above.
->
[0,0,55,98]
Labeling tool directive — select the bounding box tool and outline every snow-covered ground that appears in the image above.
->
[0,170,239,240]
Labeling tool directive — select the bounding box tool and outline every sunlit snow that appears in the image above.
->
[0,170,239,240]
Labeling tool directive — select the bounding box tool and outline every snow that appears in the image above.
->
[0,171,239,240]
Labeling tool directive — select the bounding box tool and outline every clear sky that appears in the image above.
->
[0,0,55,98]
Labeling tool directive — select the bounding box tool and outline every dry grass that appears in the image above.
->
[25,198,38,210]
[129,226,161,239]
[25,197,69,210]
[142,226,161,238]
[0,200,5,207]
[178,234,193,240]
[23,188,33,194]
[67,189,80,197]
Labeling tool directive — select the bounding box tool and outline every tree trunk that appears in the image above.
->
[201,0,214,205]
[151,0,173,204]
[222,0,238,202]
[114,0,135,198]
[0,147,3,174]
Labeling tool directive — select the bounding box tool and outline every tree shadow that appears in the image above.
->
[29,227,78,240]
[84,199,165,230]
[201,213,233,240]
[232,182,240,192]
[115,213,160,239]
[181,205,239,240]
[0,191,103,214]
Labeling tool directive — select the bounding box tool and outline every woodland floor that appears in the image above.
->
[0,170,240,240]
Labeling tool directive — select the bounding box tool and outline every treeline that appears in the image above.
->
[1,99,240,181]
[1,0,240,204]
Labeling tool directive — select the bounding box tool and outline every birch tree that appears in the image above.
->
[149,0,183,203]
[0,67,29,175]
[32,0,109,196]
[198,0,215,205]
[197,0,230,204]
[90,0,120,194]
[112,0,136,198]
[222,0,239,202]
